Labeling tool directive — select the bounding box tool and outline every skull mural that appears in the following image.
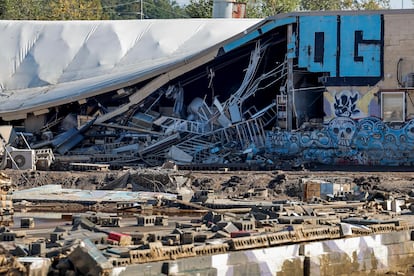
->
[328,117,357,148]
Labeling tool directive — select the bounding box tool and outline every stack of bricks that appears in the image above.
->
[0,173,13,226]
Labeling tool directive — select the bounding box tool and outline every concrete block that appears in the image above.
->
[17,257,51,276]
[214,230,230,238]
[50,231,68,243]
[387,243,407,256]
[12,245,28,257]
[381,231,410,245]
[0,232,16,241]
[233,220,255,232]
[391,199,405,214]
[137,215,156,226]
[162,255,214,275]
[68,239,113,275]
[99,216,120,227]
[155,216,168,226]
[108,232,131,246]
[388,253,414,267]
[29,241,46,256]
[230,231,251,238]
[194,234,207,243]
[180,232,194,245]
[222,222,239,233]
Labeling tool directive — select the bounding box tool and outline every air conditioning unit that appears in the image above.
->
[9,149,35,170]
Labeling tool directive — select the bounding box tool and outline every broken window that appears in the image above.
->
[381,92,405,122]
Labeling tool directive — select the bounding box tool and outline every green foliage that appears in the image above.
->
[300,0,390,10]
[1,0,48,19]
[49,0,104,20]
[101,0,187,19]
[144,0,188,19]
[101,0,142,20]
[185,0,212,18]
[184,0,389,18]
[0,0,390,20]
[247,0,300,18]
[0,0,104,20]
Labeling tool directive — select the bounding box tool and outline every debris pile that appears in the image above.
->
[2,188,414,275]
[0,172,13,227]
[0,41,295,171]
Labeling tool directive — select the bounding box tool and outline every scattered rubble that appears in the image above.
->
[1,169,414,274]
[0,172,13,227]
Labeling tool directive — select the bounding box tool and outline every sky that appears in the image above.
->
[390,0,413,8]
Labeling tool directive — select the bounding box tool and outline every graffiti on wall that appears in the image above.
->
[266,117,414,166]
[333,90,360,117]
[324,87,379,121]
[298,14,383,86]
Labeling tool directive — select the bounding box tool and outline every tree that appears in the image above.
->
[144,0,188,19]
[101,0,187,20]
[101,0,141,20]
[185,0,212,18]
[184,0,389,19]
[1,0,47,19]
[247,0,300,17]
[300,0,390,10]
[0,0,105,20]
[49,0,104,20]
[184,0,300,18]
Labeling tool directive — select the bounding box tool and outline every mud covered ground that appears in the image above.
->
[5,166,414,200]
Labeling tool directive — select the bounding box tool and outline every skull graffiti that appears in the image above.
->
[328,117,356,148]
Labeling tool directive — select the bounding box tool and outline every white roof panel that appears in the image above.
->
[0,19,260,118]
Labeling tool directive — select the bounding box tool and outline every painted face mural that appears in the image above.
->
[266,117,414,166]
[402,120,414,151]
[355,118,376,147]
[328,117,356,148]
[404,120,414,142]
[355,117,384,163]
[334,90,360,117]
[300,130,330,148]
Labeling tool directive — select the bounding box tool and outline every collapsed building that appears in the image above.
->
[1,10,414,169]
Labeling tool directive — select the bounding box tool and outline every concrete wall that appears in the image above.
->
[319,12,414,122]
[382,14,414,89]
[304,231,414,275]
[111,231,414,275]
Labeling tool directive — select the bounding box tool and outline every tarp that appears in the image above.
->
[0,19,260,119]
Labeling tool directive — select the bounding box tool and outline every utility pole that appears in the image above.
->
[140,0,143,19]
[286,24,294,131]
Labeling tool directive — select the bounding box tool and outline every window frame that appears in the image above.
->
[381,91,406,123]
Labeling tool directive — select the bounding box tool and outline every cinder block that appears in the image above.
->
[21,218,35,228]
[381,231,410,245]
[0,232,16,241]
[30,241,46,256]
[180,232,194,245]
